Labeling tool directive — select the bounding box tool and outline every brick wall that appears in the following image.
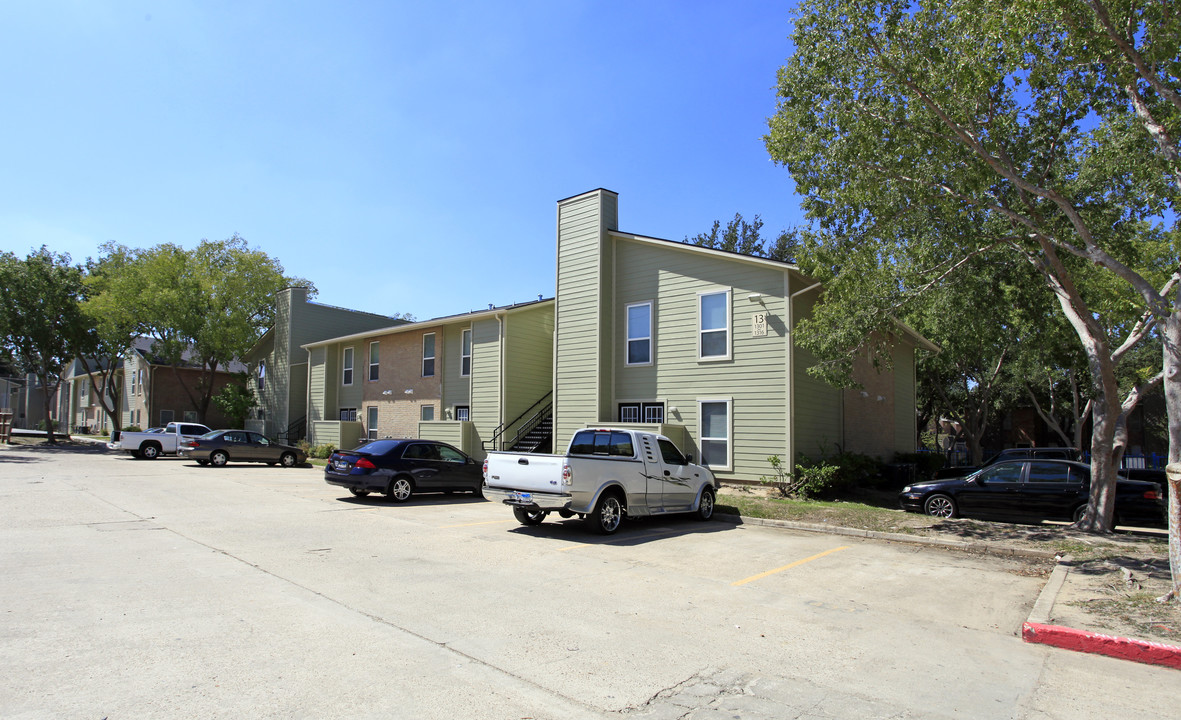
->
[361,328,443,439]
[842,349,898,459]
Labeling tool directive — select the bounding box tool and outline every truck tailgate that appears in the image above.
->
[484,453,565,494]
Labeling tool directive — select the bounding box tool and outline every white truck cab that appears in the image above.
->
[482,428,717,534]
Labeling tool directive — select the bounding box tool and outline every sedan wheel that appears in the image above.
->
[1072,504,1087,523]
[280,452,297,468]
[210,451,229,468]
[923,493,957,519]
[388,477,413,503]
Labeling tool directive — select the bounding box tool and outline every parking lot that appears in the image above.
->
[2,444,1179,719]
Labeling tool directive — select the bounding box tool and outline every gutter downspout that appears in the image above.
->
[498,312,506,447]
[787,279,823,477]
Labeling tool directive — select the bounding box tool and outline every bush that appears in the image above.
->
[122,425,142,433]
[36,419,57,432]
[310,443,336,459]
[759,454,842,500]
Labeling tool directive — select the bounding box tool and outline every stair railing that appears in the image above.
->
[484,391,552,451]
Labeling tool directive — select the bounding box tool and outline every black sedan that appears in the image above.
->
[324,439,483,501]
[179,430,307,468]
[899,459,1165,527]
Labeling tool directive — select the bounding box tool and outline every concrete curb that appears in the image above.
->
[713,512,1056,560]
[1021,562,1181,670]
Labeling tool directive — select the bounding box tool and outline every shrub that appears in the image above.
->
[122,425,142,433]
[311,443,336,459]
[36,419,57,432]
[759,454,841,500]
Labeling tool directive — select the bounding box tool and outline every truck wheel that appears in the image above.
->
[141,443,161,460]
[388,477,413,503]
[513,506,547,526]
[588,492,623,535]
[210,450,229,467]
[695,487,715,520]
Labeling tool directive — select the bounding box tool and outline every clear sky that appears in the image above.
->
[1,1,804,321]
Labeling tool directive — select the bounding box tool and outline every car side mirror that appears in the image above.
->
[685,454,693,463]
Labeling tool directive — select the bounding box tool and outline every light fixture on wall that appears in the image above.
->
[747,293,765,303]
[381,390,393,396]
[404,389,414,395]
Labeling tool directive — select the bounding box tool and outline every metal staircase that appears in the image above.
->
[508,412,553,454]
[484,392,553,453]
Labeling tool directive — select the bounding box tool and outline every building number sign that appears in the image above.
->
[751,312,767,337]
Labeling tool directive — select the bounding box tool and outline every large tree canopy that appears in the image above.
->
[766,0,1180,596]
[0,248,91,443]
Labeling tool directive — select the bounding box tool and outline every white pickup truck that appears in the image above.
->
[108,422,212,459]
[481,428,717,534]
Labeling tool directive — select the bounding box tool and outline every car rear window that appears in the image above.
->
[569,431,634,457]
[353,440,402,455]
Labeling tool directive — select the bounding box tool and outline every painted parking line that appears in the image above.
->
[731,546,851,587]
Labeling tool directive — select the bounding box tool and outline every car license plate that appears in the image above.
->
[333,460,349,470]
[507,491,532,504]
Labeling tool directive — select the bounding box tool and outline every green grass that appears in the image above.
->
[716,490,925,534]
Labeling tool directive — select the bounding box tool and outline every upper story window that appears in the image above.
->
[138,369,145,395]
[368,341,380,382]
[626,302,653,366]
[460,329,472,377]
[342,347,354,386]
[422,333,436,377]
[257,360,266,390]
[699,290,731,361]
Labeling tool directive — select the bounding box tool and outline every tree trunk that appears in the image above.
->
[1161,309,1181,603]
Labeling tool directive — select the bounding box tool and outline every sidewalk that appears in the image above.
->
[718,513,1181,670]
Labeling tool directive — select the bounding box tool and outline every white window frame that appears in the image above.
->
[138,369,145,395]
[368,341,380,382]
[454,405,470,422]
[460,329,472,377]
[366,406,378,440]
[342,347,354,386]
[697,397,733,471]
[422,333,436,377]
[339,407,357,422]
[257,359,266,390]
[420,405,434,422]
[698,289,731,362]
[625,301,653,367]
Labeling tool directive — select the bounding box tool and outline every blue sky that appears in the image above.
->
[1,1,804,321]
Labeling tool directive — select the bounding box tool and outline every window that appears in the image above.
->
[422,333,435,377]
[342,347,354,386]
[699,290,730,360]
[460,329,472,377]
[980,463,1025,484]
[658,438,687,466]
[366,406,378,440]
[618,402,664,424]
[437,445,465,463]
[1028,462,1070,484]
[183,411,198,423]
[130,369,137,395]
[257,360,266,390]
[160,409,174,425]
[699,399,731,469]
[368,342,380,382]
[454,406,470,422]
[138,369,145,395]
[569,430,635,457]
[626,302,652,366]
[421,405,434,421]
[340,407,357,422]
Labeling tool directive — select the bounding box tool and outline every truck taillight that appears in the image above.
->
[482,459,488,477]
[562,461,572,485]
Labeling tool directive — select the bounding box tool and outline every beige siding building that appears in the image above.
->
[305,300,555,459]
[551,189,937,484]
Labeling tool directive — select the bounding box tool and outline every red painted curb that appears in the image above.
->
[1022,622,1181,670]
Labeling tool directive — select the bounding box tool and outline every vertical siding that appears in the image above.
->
[554,190,616,449]
[893,341,917,453]
[441,323,472,413]
[469,317,502,448]
[503,303,555,434]
[792,292,843,459]
[613,240,789,483]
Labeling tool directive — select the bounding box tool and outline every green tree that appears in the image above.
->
[765,0,1179,584]
[212,374,257,429]
[686,213,801,262]
[90,236,312,424]
[0,248,92,443]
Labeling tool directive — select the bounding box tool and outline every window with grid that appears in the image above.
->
[369,342,380,382]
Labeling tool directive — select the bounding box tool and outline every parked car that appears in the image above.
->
[108,422,212,459]
[482,427,717,534]
[935,447,1082,479]
[179,430,307,468]
[899,459,1166,527]
[324,439,483,501]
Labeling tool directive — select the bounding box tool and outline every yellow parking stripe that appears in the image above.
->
[731,546,850,587]
[439,519,517,529]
